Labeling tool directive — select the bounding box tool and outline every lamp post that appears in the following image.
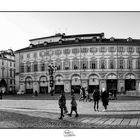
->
[48,63,57,96]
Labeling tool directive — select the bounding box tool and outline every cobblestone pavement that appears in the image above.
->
[0,95,140,128]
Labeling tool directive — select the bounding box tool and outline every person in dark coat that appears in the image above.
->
[67,93,79,117]
[101,88,109,111]
[0,90,3,99]
[58,92,67,119]
[92,89,100,111]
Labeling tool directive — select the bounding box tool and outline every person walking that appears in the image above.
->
[58,92,67,119]
[79,87,83,101]
[101,88,109,111]
[0,89,3,99]
[85,87,89,102]
[92,89,100,111]
[67,93,79,117]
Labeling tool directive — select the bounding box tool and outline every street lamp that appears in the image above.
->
[48,63,57,96]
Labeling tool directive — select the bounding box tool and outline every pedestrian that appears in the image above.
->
[67,93,79,117]
[0,90,3,99]
[79,87,83,101]
[101,88,109,111]
[92,89,100,111]
[58,92,67,119]
[85,87,89,102]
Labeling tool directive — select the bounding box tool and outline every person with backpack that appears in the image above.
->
[92,89,100,111]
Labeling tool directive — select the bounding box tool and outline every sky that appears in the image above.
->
[1,12,140,51]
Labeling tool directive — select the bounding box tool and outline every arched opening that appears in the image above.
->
[106,73,117,92]
[125,74,136,91]
[88,74,99,93]
[71,74,81,94]
[39,76,48,94]
[55,75,64,94]
[0,79,7,93]
[25,77,33,94]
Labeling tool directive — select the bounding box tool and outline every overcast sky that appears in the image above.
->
[1,12,140,51]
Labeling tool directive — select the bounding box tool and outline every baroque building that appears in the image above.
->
[0,49,15,93]
[15,33,140,95]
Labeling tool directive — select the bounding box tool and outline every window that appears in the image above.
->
[90,60,97,69]
[109,47,116,53]
[127,59,132,69]
[100,47,106,53]
[27,53,30,59]
[20,55,23,60]
[63,49,70,55]
[136,59,140,69]
[136,47,140,54]
[34,63,38,72]
[64,60,70,70]
[41,63,45,71]
[109,60,115,69]
[72,48,79,54]
[80,48,88,53]
[90,47,97,53]
[34,52,37,58]
[118,47,125,53]
[20,64,24,73]
[10,62,12,67]
[10,79,12,85]
[72,59,79,70]
[26,62,31,72]
[100,59,106,69]
[128,47,134,53]
[80,59,88,69]
[10,69,12,77]
[55,50,62,56]
[118,59,124,69]
[55,61,62,70]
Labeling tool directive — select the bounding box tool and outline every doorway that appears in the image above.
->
[107,79,117,92]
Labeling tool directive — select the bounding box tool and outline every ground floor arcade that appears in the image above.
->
[18,72,140,95]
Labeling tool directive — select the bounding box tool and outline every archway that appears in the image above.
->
[0,79,7,93]
[71,74,81,94]
[39,76,48,94]
[106,73,117,92]
[55,75,64,93]
[25,76,33,94]
[88,74,99,93]
[125,74,136,91]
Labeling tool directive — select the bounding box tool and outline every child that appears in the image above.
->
[68,93,79,117]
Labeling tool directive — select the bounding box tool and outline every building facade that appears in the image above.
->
[0,49,15,93]
[15,33,140,95]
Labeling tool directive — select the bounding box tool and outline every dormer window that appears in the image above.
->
[44,41,48,46]
[127,37,133,42]
[92,37,97,42]
[29,44,33,48]
[59,39,63,44]
[75,38,79,43]
[110,37,115,42]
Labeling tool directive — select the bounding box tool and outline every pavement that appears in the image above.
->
[0,94,140,128]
